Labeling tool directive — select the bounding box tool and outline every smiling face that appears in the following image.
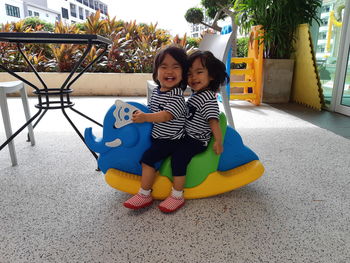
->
[188,58,213,92]
[157,54,183,91]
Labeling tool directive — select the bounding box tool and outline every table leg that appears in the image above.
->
[69,107,103,127]
[61,107,98,159]
[0,109,42,152]
[32,109,48,129]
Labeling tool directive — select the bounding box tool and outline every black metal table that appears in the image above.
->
[0,32,112,159]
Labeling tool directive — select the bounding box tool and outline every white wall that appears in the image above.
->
[0,0,25,24]
[47,0,107,24]
[26,4,59,24]
[0,0,108,26]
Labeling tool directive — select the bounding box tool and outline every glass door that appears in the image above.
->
[334,1,350,116]
[314,0,346,107]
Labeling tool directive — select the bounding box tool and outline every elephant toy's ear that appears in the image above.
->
[113,100,140,128]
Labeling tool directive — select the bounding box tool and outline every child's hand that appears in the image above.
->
[213,141,223,155]
[132,110,146,123]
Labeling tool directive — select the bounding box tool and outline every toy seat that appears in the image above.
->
[87,101,264,200]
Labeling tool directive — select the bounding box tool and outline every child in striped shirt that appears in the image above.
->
[184,50,228,155]
[123,46,188,212]
[160,50,228,212]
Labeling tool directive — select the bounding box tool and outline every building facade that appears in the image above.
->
[0,0,108,25]
[189,13,213,38]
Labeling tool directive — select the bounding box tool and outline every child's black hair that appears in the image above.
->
[188,50,229,92]
[152,45,188,90]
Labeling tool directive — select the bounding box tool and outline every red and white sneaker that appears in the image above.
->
[158,195,185,213]
[123,193,153,210]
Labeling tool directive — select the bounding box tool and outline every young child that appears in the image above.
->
[123,45,188,212]
[184,50,228,155]
[158,50,229,212]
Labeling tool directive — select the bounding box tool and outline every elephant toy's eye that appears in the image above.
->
[124,108,130,113]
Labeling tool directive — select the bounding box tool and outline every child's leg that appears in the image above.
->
[124,139,178,210]
[172,176,185,191]
[159,137,206,213]
[140,163,156,190]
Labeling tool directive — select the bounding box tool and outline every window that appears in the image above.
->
[322,5,331,13]
[94,1,99,10]
[317,45,325,53]
[5,4,20,18]
[85,10,89,18]
[34,11,39,17]
[318,32,327,40]
[70,3,77,17]
[89,0,94,9]
[28,10,33,16]
[79,7,84,20]
[76,0,82,3]
[62,7,69,19]
[83,0,89,7]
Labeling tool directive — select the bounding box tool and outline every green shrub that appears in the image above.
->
[186,37,200,48]
[23,17,54,32]
[237,37,248,57]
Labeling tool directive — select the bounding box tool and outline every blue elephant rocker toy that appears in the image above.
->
[84,100,264,199]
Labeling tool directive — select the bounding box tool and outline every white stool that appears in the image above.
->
[0,81,35,166]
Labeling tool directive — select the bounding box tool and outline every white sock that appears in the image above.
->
[171,187,183,198]
[138,188,151,196]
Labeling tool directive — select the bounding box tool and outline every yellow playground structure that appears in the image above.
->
[229,25,264,106]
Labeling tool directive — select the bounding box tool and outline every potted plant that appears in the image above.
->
[234,0,322,103]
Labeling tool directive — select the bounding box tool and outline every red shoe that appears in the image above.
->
[123,193,153,210]
[158,196,185,213]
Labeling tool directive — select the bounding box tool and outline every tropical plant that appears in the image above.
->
[234,0,322,59]
[50,43,81,72]
[50,21,84,72]
[0,14,183,73]
[84,10,107,35]
[105,15,124,35]
[11,20,33,33]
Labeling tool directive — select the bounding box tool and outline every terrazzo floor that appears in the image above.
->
[0,97,349,263]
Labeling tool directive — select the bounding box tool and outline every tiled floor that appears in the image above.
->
[270,103,350,139]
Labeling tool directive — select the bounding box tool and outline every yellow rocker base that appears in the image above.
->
[105,160,264,200]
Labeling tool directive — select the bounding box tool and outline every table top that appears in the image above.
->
[0,32,112,45]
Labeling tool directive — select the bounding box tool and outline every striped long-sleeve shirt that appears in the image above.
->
[148,86,186,140]
[185,89,219,143]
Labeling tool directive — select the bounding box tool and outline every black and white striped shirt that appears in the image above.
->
[148,86,186,140]
[185,89,219,143]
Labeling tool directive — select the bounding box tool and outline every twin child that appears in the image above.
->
[123,45,228,213]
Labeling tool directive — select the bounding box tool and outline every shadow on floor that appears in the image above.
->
[269,102,350,139]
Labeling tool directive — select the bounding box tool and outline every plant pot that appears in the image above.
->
[262,59,295,103]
